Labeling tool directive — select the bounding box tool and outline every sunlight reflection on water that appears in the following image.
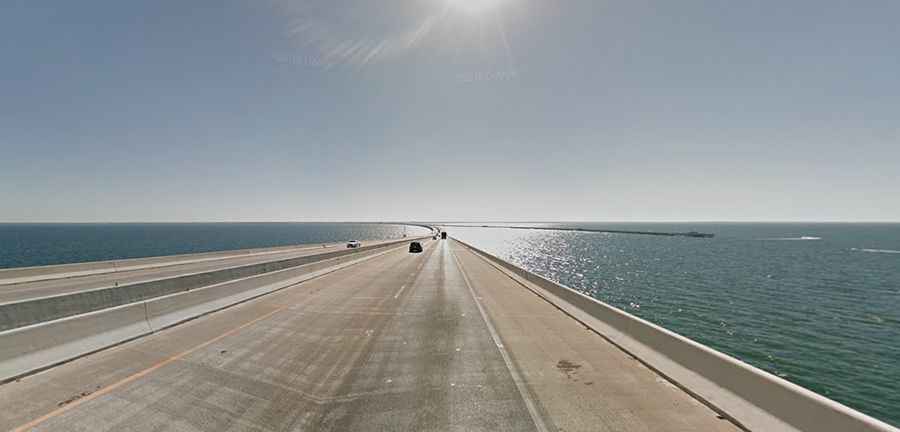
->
[450,223,900,427]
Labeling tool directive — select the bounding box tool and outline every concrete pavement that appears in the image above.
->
[0,239,739,431]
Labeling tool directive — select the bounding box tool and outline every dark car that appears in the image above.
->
[408,241,423,253]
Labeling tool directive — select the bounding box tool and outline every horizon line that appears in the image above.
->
[2,220,899,224]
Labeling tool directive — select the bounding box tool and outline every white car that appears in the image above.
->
[346,240,361,248]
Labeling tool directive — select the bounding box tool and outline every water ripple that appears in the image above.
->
[452,223,900,427]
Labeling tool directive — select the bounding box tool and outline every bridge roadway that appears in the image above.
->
[0,240,397,304]
[0,239,740,432]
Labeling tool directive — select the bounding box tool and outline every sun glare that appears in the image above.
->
[447,0,507,15]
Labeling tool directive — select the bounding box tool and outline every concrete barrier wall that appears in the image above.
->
[453,238,898,432]
[0,241,412,384]
[0,238,417,331]
[0,302,152,383]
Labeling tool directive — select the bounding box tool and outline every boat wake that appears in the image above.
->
[758,236,822,241]
[851,248,900,254]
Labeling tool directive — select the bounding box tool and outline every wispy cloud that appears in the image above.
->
[276,0,449,68]
[271,0,521,74]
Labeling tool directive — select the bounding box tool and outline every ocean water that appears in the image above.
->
[448,223,900,427]
[0,223,430,269]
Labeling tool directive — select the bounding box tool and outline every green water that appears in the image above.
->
[451,223,900,427]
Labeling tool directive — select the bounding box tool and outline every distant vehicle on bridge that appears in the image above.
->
[346,240,361,248]
[441,232,447,240]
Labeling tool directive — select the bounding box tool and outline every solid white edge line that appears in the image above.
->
[448,242,550,432]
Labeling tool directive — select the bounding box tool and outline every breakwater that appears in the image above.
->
[438,224,715,238]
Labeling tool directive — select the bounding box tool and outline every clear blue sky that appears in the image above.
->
[2,0,898,222]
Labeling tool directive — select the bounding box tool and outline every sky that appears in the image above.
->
[2,0,898,222]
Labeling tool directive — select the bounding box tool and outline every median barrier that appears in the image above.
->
[0,302,151,383]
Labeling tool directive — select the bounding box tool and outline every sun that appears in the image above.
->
[446,0,508,15]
